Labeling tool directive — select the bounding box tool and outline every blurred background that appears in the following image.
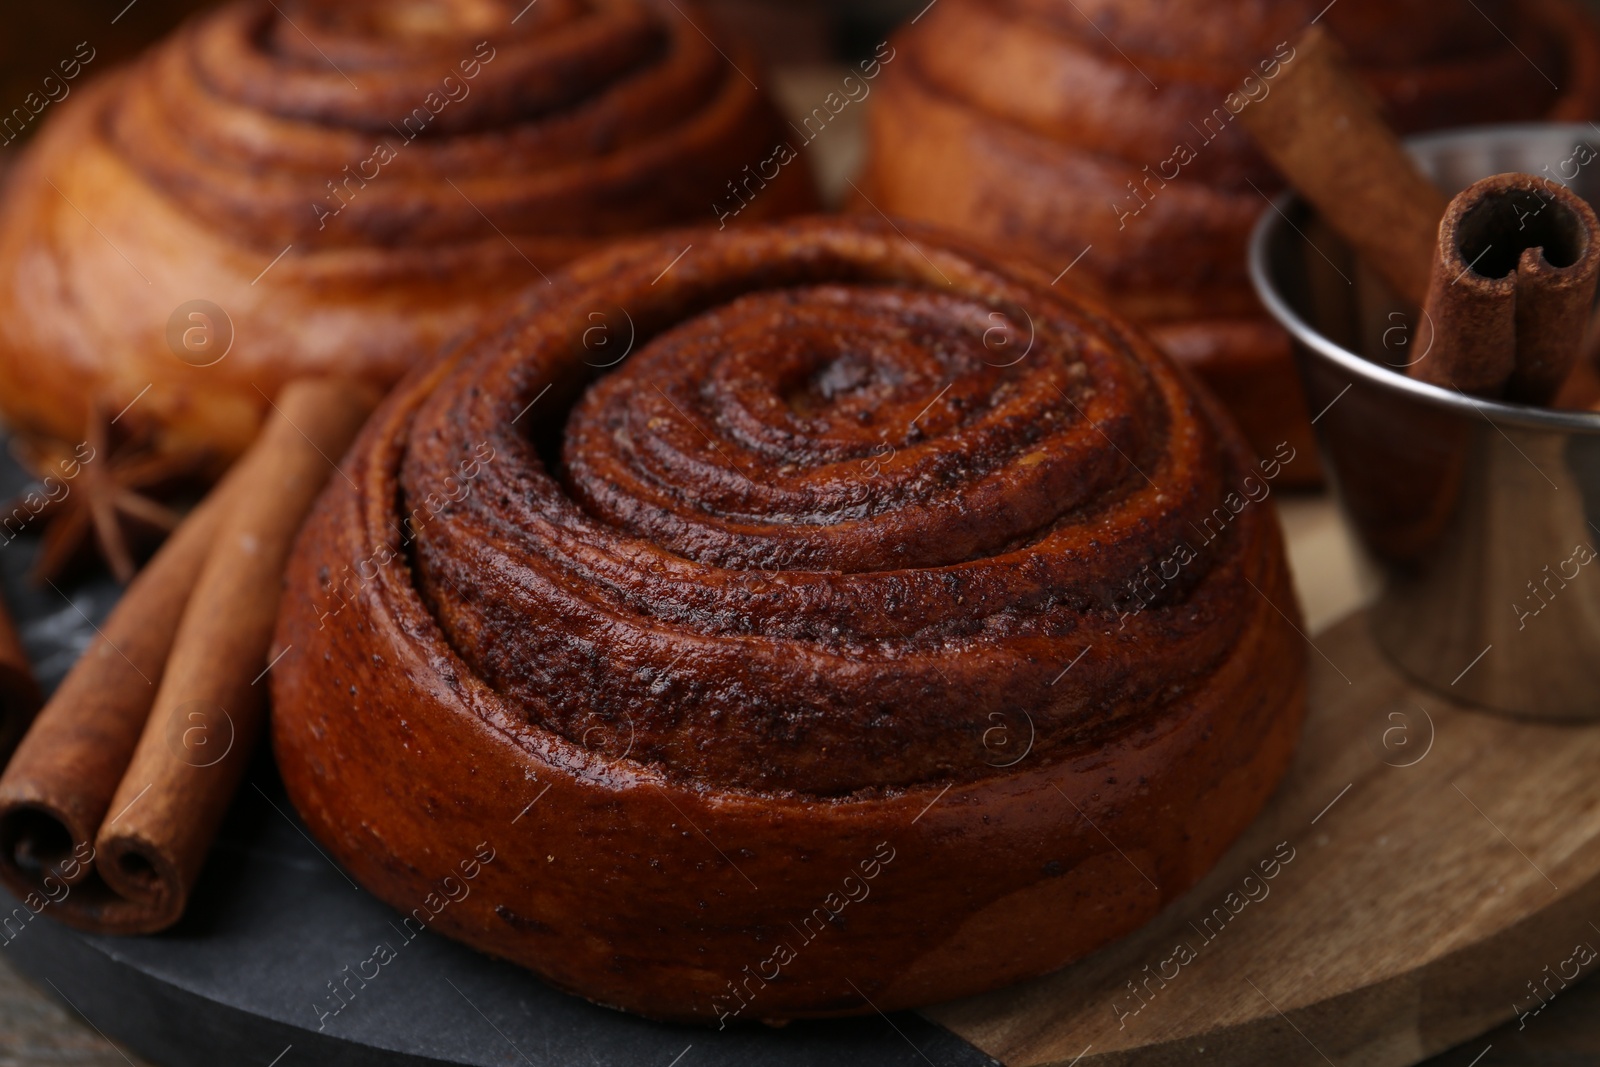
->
[0,0,924,107]
[12,0,1600,91]
[13,0,1600,106]
[11,0,1599,198]
[0,0,924,205]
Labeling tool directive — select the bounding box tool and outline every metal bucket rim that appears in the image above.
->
[1247,122,1600,435]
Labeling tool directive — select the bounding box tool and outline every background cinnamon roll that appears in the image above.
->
[0,0,814,470]
[857,0,1600,485]
[271,217,1307,1022]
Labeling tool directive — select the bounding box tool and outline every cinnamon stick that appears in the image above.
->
[0,482,228,927]
[1243,27,1600,404]
[0,585,40,764]
[1413,174,1600,401]
[0,379,374,934]
[92,379,375,931]
[1239,25,1448,308]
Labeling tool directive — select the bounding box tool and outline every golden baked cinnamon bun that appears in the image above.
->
[858,0,1600,485]
[0,0,814,468]
[271,218,1307,1022]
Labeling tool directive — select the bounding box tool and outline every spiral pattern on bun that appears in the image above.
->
[858,0,1600,485]
[272,219,1307,1021]
[0,0,812,465]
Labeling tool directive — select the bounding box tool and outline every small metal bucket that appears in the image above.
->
[1250,124,1600,720]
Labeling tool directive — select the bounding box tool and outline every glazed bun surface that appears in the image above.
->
[271,218,1308,1022]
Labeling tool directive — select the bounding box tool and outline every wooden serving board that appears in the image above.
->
[929,609,1600,1066]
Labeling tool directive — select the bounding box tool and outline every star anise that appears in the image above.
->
[7,405,206,584]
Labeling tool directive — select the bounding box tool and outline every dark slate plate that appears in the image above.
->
[0,440,998,1067]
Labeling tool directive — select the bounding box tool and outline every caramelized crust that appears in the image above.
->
[272,218,1308,1022]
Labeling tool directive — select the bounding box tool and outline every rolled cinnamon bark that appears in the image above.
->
[1239,25,1448,308]
[0,482,227,928]
[0,586,40,764]
[1413,174,1600,401]
[1507,182,1600,403]
[89,378,375,931]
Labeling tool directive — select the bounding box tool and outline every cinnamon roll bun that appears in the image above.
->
[0,0,813,468]
[858,0,1600,485]
[271,218,1307,1022]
